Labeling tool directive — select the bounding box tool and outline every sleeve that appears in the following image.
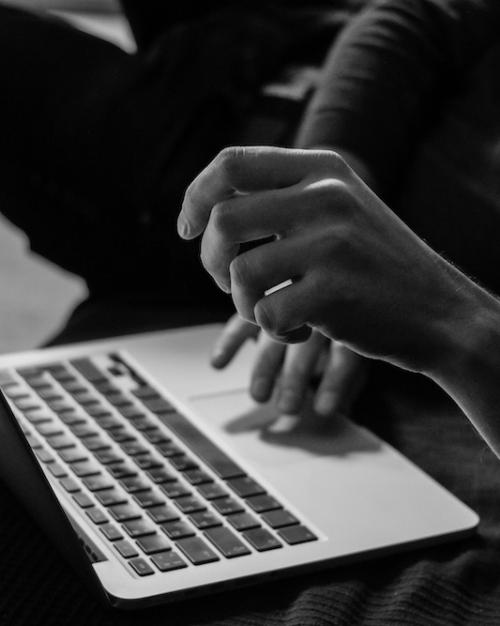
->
[295,0,500,197]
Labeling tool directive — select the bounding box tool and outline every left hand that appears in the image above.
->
[211,314,365,416]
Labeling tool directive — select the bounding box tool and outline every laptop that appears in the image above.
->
[0,323,478,609]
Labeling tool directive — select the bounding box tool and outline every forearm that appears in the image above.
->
[421,272,500,459]
[296,0,500,197]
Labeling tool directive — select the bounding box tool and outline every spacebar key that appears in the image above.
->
[156,411,245,479]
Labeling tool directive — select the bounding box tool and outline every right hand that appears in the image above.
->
[211,314,366,417]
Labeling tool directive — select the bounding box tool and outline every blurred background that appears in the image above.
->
[0,0,134,352]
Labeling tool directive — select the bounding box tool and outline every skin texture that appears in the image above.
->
[178,146,500,460]
[211,315,365,416]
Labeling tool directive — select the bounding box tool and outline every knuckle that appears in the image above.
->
[229,254,252,288]
[210,201,233,236]
[217,146,245,181]
[255,301,281,337]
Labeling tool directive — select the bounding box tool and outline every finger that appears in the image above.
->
[249,333,286,403]
[230,237,306,323]
[254,277,314,344]
[178,146,346,239]
[200,186,304,292]
[211,314,259,369]
[276,331,327,415]
[314,343,365,416]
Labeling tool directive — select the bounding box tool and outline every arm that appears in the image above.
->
[296,0,500,196]
[178,146,500,459]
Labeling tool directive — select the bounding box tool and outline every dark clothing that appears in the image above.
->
[298,0,500,292]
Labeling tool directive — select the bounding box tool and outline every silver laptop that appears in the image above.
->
[0,324,478,609]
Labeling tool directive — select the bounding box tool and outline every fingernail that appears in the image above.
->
[177,216,189,239]
[278,390,299,415]
[210,350,225,369]
[315,392,338,416]
[250,378,270,402]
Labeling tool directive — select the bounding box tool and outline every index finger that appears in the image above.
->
[178,146,343,240]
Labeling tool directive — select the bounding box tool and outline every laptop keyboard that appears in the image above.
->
[0,354,317,577]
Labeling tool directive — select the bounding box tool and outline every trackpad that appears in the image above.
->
[189,391,381,473]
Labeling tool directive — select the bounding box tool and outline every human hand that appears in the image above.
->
[211,314,366,416]
[178,146,481,376]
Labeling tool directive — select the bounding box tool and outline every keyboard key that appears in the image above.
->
[95,416,123,431]
[109,503,141,522]
[156,411,245,479]
[156,441,183,458]
[211,498,244,516]
[70,358,106,383]
[151,551,187,572]
[60,380,88,393]
[161,521,195,540]
[243,528,282,551]
[59,448,88,463]
[174,495,205,514]
[114,539,139,558]
[159,480,191,499]
[108,429,135,444]
[142,396,175,414]
[71,391,100,406]
[35,423,64,438]
[26,433,42,449]
[246,494,282,513]
[47,400,75,413]
[94,450,123,465]
[147,467,176,484]
[82,436,110,452]
[59,477,80,492]
[189,511,222,530]
[83,475,114,491]
[0,369,16,386]
[69,424,99,439]
[197,483,229,501]
[134,454,162,471]
[227,512,260,532]
[278,525,317,545]
[116,406,145,419]
[100,523,123,542]
[120,441,149,456]
[84,405,112,418]
[227,477,265,498]
[3,384,29,399]
[142,429,169,445]
[36,388,63,402]
[129,558,155,576]
[14,397,43,412]
[176,537,219,565]
[261,509,299,529]
[47,365,74,382]
[106,392,131,407]
[46,435,76,450]
[133,490,164,509]
[58,410,86,426]
[86,507,108,525]
[48,462,67,478]
[135,534,171,555]
[122,519,156,538]
[132,386,158,400]
[129,416,157,432]
[35,449,54,464]
[25,375,51,390]
[169,455,198,472]
[23,410,53,424]
[95,489,127,507]
[147,504,179,524]
[204,527,251,559]
[183,469,212,485]
[107,463,137,480]
[119,476,150,494]
[73,493,94,508]
[94,381,119,395]
[71,460,101,477]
